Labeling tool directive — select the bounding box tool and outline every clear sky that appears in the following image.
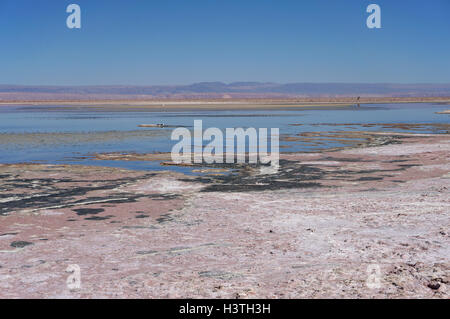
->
[0,0,449,85]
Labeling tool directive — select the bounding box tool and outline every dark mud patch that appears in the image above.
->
[73,208,105,216]
[84,215,114,221]
[156,213,174,224]
[320,156,375,163]
[356,177,384,181]
[398,164,422,168]
[386,159,409,163]
[10,241,33,248]
[202,181,322,192]
[179,148,424,192]
[180,160,325,192]
[135,214,150,219]
[0,232,18,237]
[0,172,183,215]
[0,173,156,215]
[148,194,181,200]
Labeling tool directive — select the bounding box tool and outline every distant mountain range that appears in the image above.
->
[1,82,450,100]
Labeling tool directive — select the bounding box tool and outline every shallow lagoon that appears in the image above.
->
[0,103,448,172]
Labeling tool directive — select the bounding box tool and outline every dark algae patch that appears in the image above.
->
[84,215,114,221]
[156,213,174,224]
[73,208,105,216]
[0,232,18,237]
[180,160,325,192]
[178,144,429,192]
[10,241,33,248]
[135,214,150,219]
[0,171,158,215]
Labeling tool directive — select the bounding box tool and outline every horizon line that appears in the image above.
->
[2,82,450,87]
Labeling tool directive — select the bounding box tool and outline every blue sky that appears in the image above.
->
[0,0,449,85]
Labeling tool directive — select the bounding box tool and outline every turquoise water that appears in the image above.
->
[0,103,448,171]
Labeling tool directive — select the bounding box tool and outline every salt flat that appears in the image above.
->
[0,134,448,298]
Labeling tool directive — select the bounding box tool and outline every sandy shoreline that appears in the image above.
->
[0,132,448,298]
